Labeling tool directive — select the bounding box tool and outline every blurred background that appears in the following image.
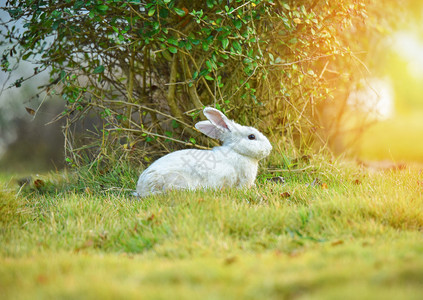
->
[356,26,423,163]
[0,7,64,173]
[1,1,423,173]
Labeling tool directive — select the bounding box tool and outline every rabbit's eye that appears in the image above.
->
[248,134,256,140]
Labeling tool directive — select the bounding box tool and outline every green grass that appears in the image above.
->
[1,159,423,299]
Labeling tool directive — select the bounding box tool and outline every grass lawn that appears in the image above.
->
[1,160,423,299]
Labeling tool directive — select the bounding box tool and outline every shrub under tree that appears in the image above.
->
[1,0,399,168]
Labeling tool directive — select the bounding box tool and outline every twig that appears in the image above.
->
[107,127,210,150]
[267,165,314,173]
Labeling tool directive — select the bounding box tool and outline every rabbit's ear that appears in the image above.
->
[195,121,224,140]
[203,107,233,131]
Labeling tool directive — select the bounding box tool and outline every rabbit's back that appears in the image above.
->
[136,147,257,197]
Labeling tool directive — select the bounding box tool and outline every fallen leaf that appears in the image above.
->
[25,107,36,115]
[224,256,237,265]
[321,183,328,189]
[36,274,48,284]
[280,192,291,198]
[123,141,136,150]
[34,179,45,189]
[177,7,190,28]
[331,240,344,246]
[99,231,108,240]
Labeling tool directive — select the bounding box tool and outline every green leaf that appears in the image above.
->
[232,41,242,53]
[205,60,212,71]
[199,69,209,77]
[97,5,108,12]
[93,65,105,74]
[171,120,180,129]
[168,46,178,53]
[148,7,155,16]
[289,37,298,44]
[222,38,229,49]
[159,8,169,18]
[204,75,214,81]
[167,37,178,46]
[189,137,196,144]
[52,20,61,30]
[206,0,214,8]
[234,19,242,30]
[22,52,32,60]
[202,42,209,51]
[192,71,199,79]
[60,70,67,81]
[174,7,186,17]
[190,38,200,45]
[74,1,84,10]
[184,42,192,50]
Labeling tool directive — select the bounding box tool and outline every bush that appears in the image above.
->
[1,0,396,167]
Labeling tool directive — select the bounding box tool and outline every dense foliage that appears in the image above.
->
[1,0,389,167]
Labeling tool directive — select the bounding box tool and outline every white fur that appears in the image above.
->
[136,107,272,197]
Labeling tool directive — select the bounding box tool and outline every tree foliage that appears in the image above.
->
[1,0,389,167]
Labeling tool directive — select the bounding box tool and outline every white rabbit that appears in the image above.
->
[135,107,272,197]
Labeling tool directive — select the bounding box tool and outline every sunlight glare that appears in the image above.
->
[393,32,423,78]
[347,78,394,120]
